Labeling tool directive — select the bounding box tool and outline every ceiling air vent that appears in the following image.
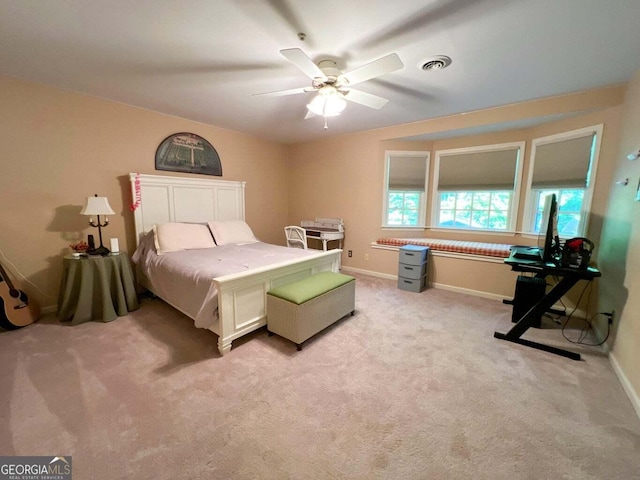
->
[419,55,452,71]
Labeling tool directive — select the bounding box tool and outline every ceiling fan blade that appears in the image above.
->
[341,53,403,86]
[253,86,313,97]
[280,48,327,81]
[346,0,506,52]
[341,89,389,109]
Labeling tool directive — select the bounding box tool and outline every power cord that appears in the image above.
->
[549,275,567,323]
[559,280,611,346]
[562,312,612,346]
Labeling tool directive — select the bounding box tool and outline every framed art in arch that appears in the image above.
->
[155,133,222,176]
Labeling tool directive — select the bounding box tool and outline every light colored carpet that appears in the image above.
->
[1,273,639,479]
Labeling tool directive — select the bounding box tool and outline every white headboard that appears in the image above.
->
[129,173,246,245]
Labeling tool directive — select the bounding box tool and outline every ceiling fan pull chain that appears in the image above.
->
[324,117,328,130]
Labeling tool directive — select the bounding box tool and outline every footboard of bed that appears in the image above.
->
[212,249,342,355]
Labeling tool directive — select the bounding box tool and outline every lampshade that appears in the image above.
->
[307,87,346,117]
[80,195,115,216]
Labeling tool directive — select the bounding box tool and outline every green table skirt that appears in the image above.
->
[57,253,139,325]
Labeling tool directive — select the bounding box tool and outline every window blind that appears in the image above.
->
[437,148,519,191]
[388,156,426,190]
[532,134,594,188]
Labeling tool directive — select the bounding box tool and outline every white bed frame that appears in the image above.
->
[129,173,341,355]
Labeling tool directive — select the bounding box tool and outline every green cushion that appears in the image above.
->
[267,272,355,305]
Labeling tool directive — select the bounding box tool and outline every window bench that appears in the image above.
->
[374,238,512,262]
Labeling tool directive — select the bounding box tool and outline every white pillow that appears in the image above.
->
[152,223,216,255]
[208,220,257,245]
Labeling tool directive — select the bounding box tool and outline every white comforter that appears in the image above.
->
[132,237,317,329]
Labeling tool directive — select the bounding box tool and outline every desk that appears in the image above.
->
[57,253,139,325]
[302,218,344,251]
[494,256,601,360]
[305,233,343,251]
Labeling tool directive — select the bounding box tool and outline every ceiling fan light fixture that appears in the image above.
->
[307,87,346,117]
[259,47,398,122]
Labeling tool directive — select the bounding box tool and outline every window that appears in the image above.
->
[532,189,585,237]
[524,125,602,237]
[439,191,511,229]
[388,190,422,226]
[432,142,524,232]
[383,151,430,227]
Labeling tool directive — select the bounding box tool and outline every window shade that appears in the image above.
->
[389,156,426,190]
[437,148,519,191]
[532,134,594,188]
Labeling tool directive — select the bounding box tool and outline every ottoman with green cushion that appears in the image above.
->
[266,271,355,350]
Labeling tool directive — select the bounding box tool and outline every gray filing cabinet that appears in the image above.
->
[398,245,429,292]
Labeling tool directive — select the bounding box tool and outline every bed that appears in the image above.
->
[129,173,341,355]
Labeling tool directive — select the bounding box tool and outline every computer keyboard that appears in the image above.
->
[511,246,542,261]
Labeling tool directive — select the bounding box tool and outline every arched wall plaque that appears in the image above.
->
[155,132,222,176]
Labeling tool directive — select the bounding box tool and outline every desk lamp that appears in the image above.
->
[80,194,115,255]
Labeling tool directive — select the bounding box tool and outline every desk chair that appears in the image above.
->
[284,226,307,249]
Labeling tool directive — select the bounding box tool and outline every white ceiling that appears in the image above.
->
[2,0,640,144]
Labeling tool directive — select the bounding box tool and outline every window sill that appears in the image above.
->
[381,226,426,230]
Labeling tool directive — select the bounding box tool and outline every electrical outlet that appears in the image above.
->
[348,250,352,257]
[604,309,615,325]
[364,253,369,261]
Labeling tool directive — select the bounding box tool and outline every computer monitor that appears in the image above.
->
[538,193,559,262]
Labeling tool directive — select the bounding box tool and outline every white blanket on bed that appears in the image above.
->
[132,236,317,329]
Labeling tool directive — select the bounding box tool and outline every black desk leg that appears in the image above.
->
[493,333,580,360]
[494,275,581,360]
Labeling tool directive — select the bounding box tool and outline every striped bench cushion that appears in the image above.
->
[376,238,512,258]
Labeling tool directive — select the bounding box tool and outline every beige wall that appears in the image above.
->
[1,73,637,412]
[0,75,290,311]
[598,70,640,412]
[287,81,639,411]
[287,89,624,300]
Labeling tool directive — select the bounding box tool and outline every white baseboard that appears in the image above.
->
[590,321,611,354]
[340,266,396,281]
[341,268,596,317]
[609,352,640,420]
[340,266,507,301]
[430,282,506,302]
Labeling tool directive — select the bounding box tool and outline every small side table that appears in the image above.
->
[57,252,139,325]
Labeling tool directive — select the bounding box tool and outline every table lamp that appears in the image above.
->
[80,194,115,255]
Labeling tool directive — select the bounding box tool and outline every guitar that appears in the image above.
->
[0,260,40,330]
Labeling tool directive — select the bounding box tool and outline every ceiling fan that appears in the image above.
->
[254,48,403,120]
